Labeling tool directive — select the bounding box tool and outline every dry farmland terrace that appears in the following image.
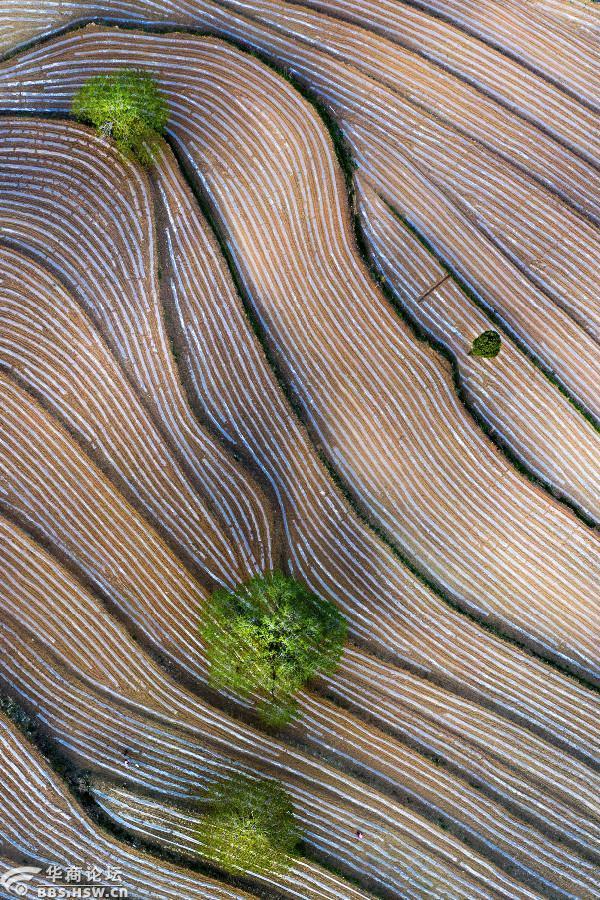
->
[0,3,598,899]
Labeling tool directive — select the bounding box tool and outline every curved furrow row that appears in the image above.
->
[153,141,600,762]
[0,244,247,588]
[2,28,598,680]
[291,693,600,890]
[93,786,373,900]
[0,624,544,900]
[355,177,600,522]
[189,8,600,341]
[349,120,600,419]
[408,0,600,110]
[5,508,598,891]
[90,784,592,900]
[309,1,600,146]
[161,41,600,676]
[0,370,215,684]
[0,117,273,575]
[213,0,600,224]
[2,29,599,420]
[5,10,598,348]
[0,717,256,900]
[0,0,596,170]
[329,649,600,854]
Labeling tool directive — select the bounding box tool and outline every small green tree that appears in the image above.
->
[72,69,168,165]
[196,774,299,875]
[200,571,347,726]
[469,329,502,358]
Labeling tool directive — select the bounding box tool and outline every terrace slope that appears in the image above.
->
[0,0,598,171]
[406,0,599,109]
[93,786,372,900]
[0,117,596,765]
[0,117,274,576]
[91,784,599,900]
[0,28,598,681]
[5,363,591,894]
[0,619,548,899]
[197,0,600,225]
[0,560,372,900]
[155,35,599,678]
[3,325,599,889]
[288,0,600,161]
[0,244,246,587]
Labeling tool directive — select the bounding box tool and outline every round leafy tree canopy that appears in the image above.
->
[470,329,502,358]
[200,571,347,726]
[72,69,168,165]
[197,774,299,876]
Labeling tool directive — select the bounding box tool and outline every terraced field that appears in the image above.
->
[0,3,598,898]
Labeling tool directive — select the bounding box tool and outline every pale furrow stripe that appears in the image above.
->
[93,785,373,900]
[406,0,599,110]
[0,0,596,174]
[194,0,600,225]
[0,245,244,585]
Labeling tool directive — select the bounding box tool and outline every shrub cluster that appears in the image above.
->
[200,571,347,726]
[72,69,168,165]
[470,329,502,358]
[196,774,299,875]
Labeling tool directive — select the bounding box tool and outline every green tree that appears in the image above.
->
[200,572,347,726]
[469,329,502,358]
[196,774,299,875]
[72,69,168,165]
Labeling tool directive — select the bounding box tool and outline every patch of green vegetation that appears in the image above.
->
[196,773,299,875]
[72,69,168,165]
[469,330,502,358]
[200,571,347,727]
